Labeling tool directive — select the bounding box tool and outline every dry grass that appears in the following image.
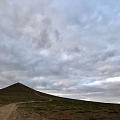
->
[0,83,120,120]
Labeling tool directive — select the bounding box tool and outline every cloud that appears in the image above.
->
[0,0,120,103]
[88,77,120,89]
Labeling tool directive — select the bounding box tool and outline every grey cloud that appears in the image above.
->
[0,0,120,103]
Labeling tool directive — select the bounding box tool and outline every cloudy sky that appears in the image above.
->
[0,0,120,103]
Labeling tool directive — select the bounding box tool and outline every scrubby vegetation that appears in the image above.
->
[0,83,120,120]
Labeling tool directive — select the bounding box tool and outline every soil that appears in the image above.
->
[0,103,17,120]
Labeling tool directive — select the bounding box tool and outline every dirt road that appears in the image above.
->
[0,103,17,120]
[0,99,51,120]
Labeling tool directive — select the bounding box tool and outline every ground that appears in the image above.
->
[0,83,120,120]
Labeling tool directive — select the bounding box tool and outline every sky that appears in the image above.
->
[0,0,120,103]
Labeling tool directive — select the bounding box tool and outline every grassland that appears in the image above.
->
[0,83,120,120]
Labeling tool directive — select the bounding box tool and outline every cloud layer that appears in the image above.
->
[0,0,120,103]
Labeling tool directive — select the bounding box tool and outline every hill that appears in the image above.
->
[0,83,55,104]
[0,83,120,120]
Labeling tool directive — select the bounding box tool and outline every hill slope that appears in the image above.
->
[0,83,120,120]
[0,83,54,104]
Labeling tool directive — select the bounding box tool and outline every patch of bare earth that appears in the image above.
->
[0,103,45,120]
[0,103,17,120]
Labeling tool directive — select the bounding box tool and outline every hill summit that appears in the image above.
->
[1,82,36,93]
[0,82,53,104]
